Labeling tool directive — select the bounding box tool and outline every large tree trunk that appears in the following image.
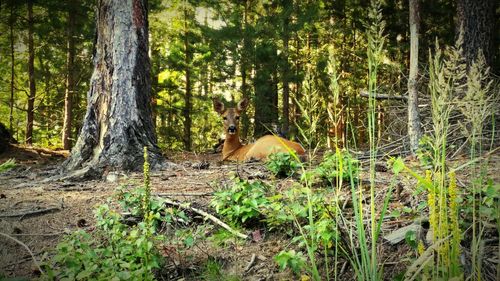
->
[407,0,422,153]
[62,0,77,150]
[455,0,495,69]
[63,0,165,179]
[9,3,15,134]
[26,0,36,145]
[182,7,192,151]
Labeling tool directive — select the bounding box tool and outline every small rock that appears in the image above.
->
[384,223,423,245]
[192,161,210,169]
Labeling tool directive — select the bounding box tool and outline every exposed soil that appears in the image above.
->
[0,145,498,280]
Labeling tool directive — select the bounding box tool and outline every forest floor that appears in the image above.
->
[0,144,499,280]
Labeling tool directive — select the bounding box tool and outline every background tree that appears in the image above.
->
[182,2,193,151]
[62,0,78,150]
[63,0,164,178]
[407,0,422,153]
[455,0,496,69]
[25,0,36,145]
[0,0,497,154]
[8,0,19,134]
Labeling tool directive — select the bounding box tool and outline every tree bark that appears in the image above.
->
[253,41,279,137]
[183,6,192,151]
[26,0,36,145]
[455,0,495,69]
[63,0,165,179]
[281,3,291,135]
[62,0,77,150]
[407,0,422,153]
[240,0,250,139]
[9,3,15,134]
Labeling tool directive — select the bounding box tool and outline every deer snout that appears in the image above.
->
[227,125,237,134]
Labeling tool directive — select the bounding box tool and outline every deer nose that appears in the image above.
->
[228,125,237,134]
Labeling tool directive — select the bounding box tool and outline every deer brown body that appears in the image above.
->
[213,98,306,161]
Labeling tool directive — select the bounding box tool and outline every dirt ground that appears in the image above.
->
[0,144,498,280]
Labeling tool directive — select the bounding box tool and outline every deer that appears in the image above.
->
[213,98,306,161]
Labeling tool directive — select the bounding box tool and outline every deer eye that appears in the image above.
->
[223,117,227,120]
[236,116,240,120]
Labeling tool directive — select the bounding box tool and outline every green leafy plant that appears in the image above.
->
[302,150,359,186]
[42,148,163,280]
[275,250,307,275]
[210,177,271,224]
[266,152,302,178]
[0,158,16,173]
[43,202,163,280]
[198,258,240,281]
[416,135,434,168]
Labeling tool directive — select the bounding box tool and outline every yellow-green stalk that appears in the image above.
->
[143,146,151,217]
[448,171,462,277]
[418,241,429,281]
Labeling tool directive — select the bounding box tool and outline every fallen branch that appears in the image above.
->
[160,197,248,240]
[155,192,213,197]
[244,253,256,272]
[0,206,61,219]
[404,237,448,281]
[360,90,408,101]
[0,232,44,274]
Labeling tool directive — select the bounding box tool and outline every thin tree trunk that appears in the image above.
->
[240,0,250,139]
[9,3,15,134]
[62,0,77,150]
[26,0,36,145]
[282,8,290,135]
[292,30,301,129]
[183,6,192,151]
[408,0,422,153]
[63,0,165,179]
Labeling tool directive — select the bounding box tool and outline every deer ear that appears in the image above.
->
[213,98,225,114]
[237,98,249,112]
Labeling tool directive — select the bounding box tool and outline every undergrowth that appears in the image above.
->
[42,148,163,280]
[0,158,16,173]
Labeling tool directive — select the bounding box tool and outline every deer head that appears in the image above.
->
[213,98,249,137]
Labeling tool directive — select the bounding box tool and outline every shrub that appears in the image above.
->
[302,150,359,186]
[266,152,302,178]
[43,203,163,281]
[0,158,16,173]
[210,177,271,225]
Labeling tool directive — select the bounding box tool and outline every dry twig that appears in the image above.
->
[0,206,61,219]
[244,253,257,272]
[0,232,44,274]
[160,197,248,240]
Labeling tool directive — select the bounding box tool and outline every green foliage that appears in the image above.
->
[395,159,464,280]
[266,152,302,178]
[208,229,241,247]
[463,177,500,224]
[404,230,418,250]
[0,0,94,147]
[43,150,163,280]
[416,135,434,168]
[274,250,307,275]
[116,184,189,228]
[264,185,338,235]
[0,159,16,173]
[301,150,359,186]
[210,177,271,225]
[43,204,162,281]
[198,258,240,281]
